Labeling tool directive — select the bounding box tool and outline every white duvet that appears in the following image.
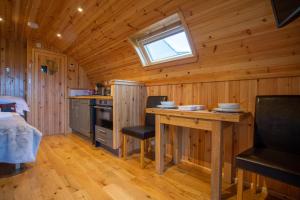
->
[0,113,42,164]
[0,112,13,119]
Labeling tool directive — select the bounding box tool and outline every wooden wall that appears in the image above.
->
[67,57,93,90]
[27,48,68,135]
[82,0,300,84]
[26,41,92,135]
[0,38,26,97]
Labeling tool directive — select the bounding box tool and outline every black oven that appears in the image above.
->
[94,100,114,149]
[94,100,113,130]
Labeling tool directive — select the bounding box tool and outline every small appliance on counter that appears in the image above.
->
[94,83,111,96]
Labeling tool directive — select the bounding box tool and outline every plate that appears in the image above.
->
[160,101,175,106]
[178,105,206,111]
[213,108,244,113]
[157,105,177,109]
[218,103,240,109]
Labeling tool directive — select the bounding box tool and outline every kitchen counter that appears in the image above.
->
[69,95,113,100]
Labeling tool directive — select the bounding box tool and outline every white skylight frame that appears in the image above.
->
[129,12,197,68]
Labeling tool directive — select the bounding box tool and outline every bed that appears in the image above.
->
[0,97,42,169]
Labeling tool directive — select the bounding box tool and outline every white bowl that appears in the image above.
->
[194,105,206,110]
[218,103,240,109]
[161,101,175,106]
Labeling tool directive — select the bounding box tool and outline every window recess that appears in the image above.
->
[129,12,197,68]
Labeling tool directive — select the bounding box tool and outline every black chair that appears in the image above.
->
[122,96,167,168]
[236,95,300,199]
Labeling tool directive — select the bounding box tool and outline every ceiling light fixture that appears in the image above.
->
[0,17,3,22]
[27,21,39,29]
[56,33,62,38]
[77,7,83,13]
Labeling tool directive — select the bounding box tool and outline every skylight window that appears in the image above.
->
[144,30,192,62]
[129,13,197,67]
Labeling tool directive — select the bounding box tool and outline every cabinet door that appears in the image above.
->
[70,99,80,132]
[70,99,91,137]
[78,100,91,137]
[69,99,76,130]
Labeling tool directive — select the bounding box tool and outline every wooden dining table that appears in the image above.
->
[146,108,249,200]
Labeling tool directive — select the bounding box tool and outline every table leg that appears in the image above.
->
[173,127,182,164]
[224,124,234,183]
[211,121,223,200]
[155,115,164,174]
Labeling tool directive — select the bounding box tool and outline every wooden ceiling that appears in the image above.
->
[0,0,187,69]
[1,0,300,84]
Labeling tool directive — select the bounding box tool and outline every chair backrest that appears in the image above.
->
[145,96,167,127]
[254,95,300,155]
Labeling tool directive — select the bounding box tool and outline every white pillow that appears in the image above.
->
[0,96,30,115]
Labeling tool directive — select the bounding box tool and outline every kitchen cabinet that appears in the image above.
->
[70,99,93,138]
[69,81,146,156]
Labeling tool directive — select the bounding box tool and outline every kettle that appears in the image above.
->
[95,83,105,95]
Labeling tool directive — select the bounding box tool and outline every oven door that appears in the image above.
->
[94,106,113,130]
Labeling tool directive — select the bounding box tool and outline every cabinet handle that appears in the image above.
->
[94,106,112,110]
[96,129,107,134]
[96,138,105,142]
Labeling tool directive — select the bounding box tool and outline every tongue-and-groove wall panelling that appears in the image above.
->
[79,0,300,84]
[26,46,92,135]
[0,38,26,97]
[26,37,92,135]
[26,48,68,135]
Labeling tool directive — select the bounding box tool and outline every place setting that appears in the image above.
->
[213,103,244,113]
[158,101,206,111]
[157,101,244,113]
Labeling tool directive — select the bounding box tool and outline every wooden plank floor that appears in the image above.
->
[0,134,275,200]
